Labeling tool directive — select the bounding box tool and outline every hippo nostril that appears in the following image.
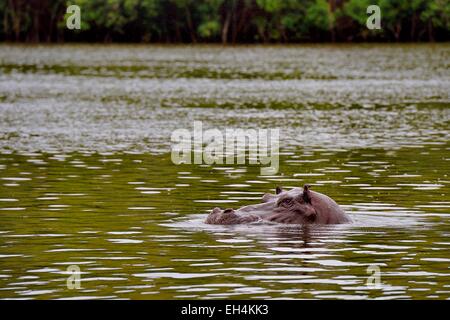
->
[224,208,234,214]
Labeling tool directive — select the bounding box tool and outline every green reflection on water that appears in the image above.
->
[0,145,448,299]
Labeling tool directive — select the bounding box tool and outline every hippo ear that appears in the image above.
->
[276,186,283,195]
[302,184,312,204]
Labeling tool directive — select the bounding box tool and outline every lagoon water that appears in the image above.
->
[0,44,449,299]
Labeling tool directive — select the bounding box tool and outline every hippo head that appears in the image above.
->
[265,185,318,224]
[205,184,345,225]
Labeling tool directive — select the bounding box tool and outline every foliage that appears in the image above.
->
[0,0,448,42]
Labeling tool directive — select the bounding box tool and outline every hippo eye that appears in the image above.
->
[280,198,293,207]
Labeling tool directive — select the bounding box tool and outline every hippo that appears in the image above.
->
[205,185,352,225]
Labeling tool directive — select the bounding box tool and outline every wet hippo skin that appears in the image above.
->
[205,185,352,225]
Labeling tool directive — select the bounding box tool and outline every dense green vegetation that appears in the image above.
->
[1,0,449,43]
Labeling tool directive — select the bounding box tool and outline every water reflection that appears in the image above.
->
[0,147,448,299]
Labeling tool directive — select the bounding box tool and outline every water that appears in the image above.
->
[0,44,449,299]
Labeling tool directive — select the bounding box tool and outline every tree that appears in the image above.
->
[197,0,223,41]
[305,0,336,41]
[0,0,449,43]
